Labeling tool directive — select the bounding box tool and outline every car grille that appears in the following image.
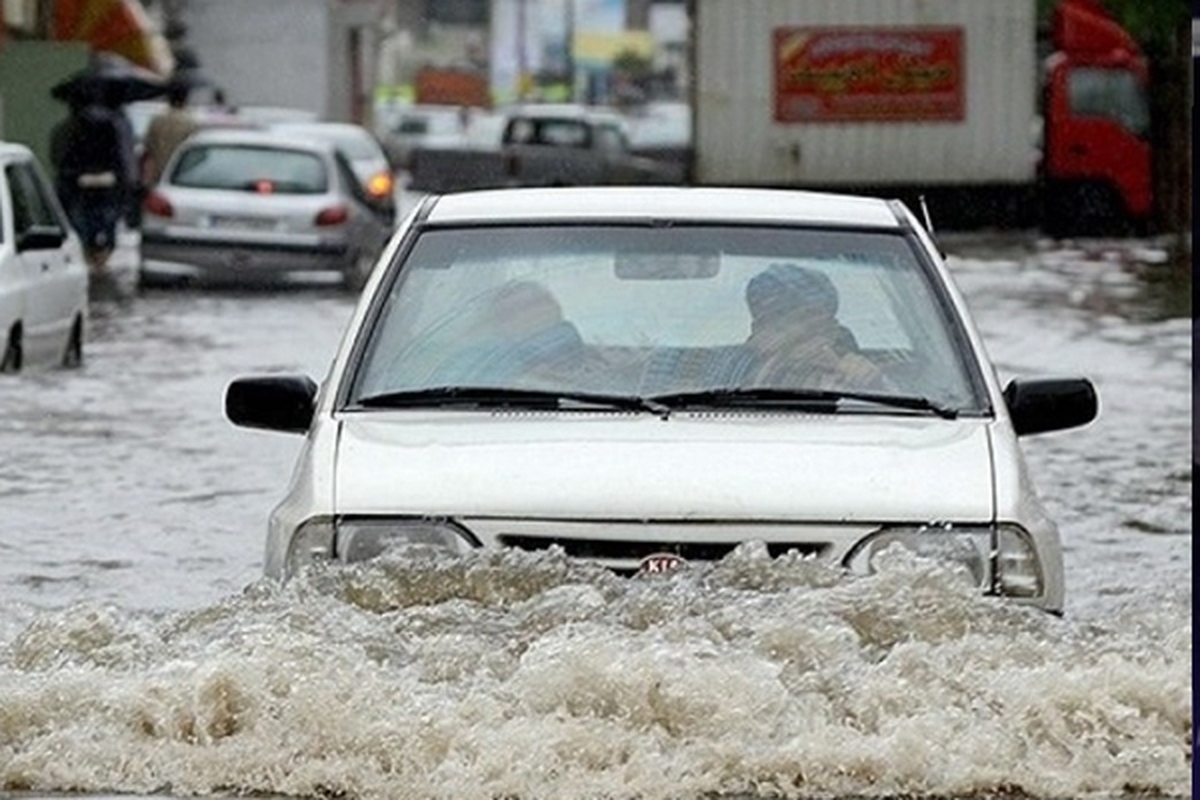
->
[497,533,828,573]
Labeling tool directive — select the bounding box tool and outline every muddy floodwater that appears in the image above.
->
[0,234,1191,800]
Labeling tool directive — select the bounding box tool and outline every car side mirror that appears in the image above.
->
[18,225,66,252]
[225,375,318,434]
[1003,377,1098,436]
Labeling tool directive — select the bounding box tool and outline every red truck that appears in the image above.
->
[1040,0,1152,233]
[688,0,1152,234]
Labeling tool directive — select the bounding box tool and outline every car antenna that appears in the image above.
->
[918,194,935,235]
[918,194,945,258]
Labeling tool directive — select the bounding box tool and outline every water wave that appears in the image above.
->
[1,545,1190,800]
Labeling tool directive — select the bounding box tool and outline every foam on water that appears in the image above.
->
[1,545,1190,800]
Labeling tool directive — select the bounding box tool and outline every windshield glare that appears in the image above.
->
[349,225,985,411]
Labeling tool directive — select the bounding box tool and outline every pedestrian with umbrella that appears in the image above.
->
[49,52,165,277]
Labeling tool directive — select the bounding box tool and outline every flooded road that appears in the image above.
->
[0,234,1191,799]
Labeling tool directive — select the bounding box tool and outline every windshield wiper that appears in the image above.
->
[646,387,959,419]
[355,386,956,420]
[354,386,672,416]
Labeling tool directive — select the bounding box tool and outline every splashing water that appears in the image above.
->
[1,546,1190,799]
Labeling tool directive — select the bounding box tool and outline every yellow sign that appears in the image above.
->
[572,31,654,65]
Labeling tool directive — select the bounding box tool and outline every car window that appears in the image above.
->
[5,162,61,236]
[349,225,986,411]
[536,119,589,147]
[169,144,329,194]
[1067,67,1149,138]
[395,117,430,135]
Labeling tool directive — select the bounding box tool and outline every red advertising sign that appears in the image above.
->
[773,27,965,123]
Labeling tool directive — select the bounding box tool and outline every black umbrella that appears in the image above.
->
[51,51,169,106]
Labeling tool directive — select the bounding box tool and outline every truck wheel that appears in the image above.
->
[1074,183,1127,236]
[1045,182,1127,239]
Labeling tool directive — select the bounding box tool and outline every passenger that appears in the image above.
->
[742,263,888,391]
[453,281,584,385]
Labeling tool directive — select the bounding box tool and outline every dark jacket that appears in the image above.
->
[50,103,136,192]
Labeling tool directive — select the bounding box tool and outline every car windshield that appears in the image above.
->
[347,225,987,413]
[169,144,329,193]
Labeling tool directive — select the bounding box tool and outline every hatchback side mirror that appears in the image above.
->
[1003,377,1098,436]
[226,375,318,434]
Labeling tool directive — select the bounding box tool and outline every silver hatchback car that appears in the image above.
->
[140,128,394,289]
[226,187,1098,613]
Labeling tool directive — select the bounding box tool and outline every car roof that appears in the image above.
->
[0,141,34,160]
[177,127,340,156]
[395,104,466,116]
[423,187,904,228]
[232,106,320,125]
[272,121,372,137]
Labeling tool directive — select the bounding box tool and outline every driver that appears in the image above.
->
[742,263,889,392]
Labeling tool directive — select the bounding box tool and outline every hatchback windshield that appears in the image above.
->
[170,145,329,194]
[349,225,986,412]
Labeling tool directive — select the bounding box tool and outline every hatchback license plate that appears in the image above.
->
[211,215,275,231]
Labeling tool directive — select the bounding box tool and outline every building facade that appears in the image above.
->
[167,0,385,123]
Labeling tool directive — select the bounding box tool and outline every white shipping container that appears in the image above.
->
[691,0,1038,188]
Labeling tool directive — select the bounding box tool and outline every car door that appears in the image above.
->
[0,159,28,361]
[3,159,75,365]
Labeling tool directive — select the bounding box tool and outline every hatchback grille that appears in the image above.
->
[497,534,827,564]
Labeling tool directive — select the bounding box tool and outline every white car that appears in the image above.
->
[0,142,88,372]
[225,187,1097,613]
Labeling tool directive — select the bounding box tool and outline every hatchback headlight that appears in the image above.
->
[843,523,1042,598]
[286,516,477,575]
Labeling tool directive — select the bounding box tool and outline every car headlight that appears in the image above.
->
[286,516,477,575]
[843,523,1042,598]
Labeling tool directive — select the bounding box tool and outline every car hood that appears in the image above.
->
[332,412,996,522]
